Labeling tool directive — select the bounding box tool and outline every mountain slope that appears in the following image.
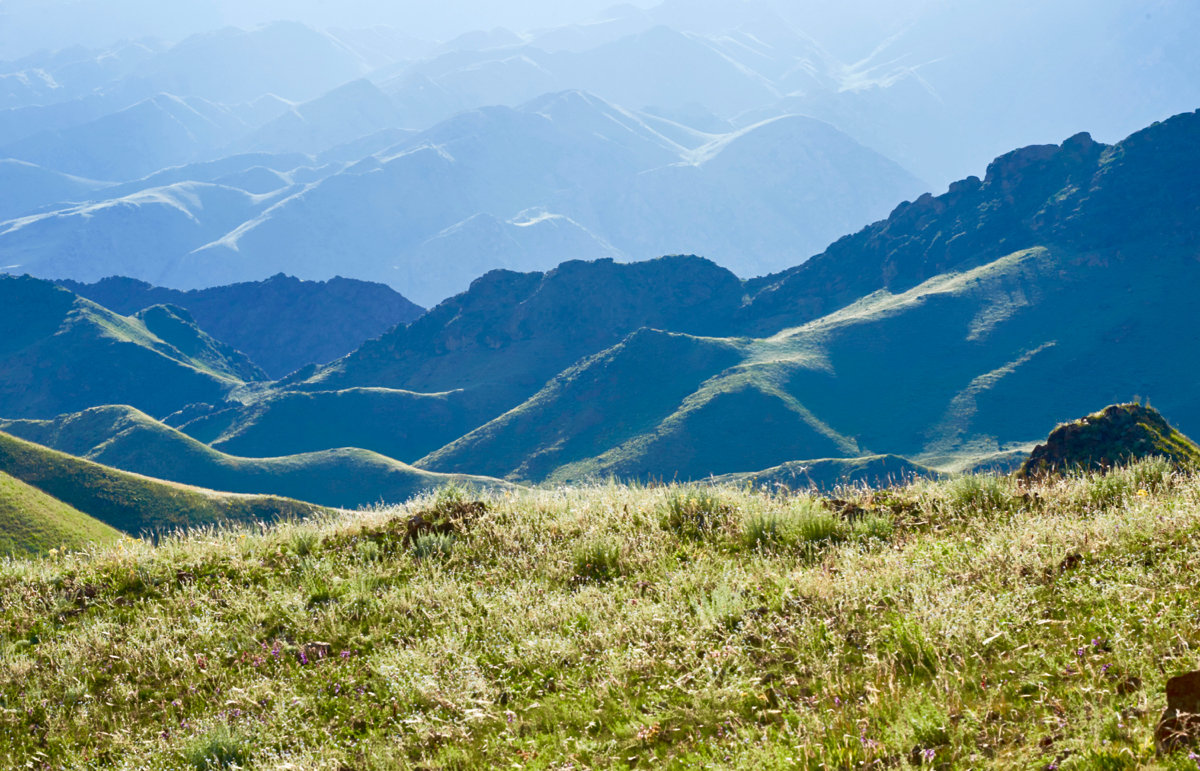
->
[0,430,323,535]
[0,406,511,510]
[58,274,424,379]
[0,159,106,220]
[419,329,748,481]
[743,111,1200,335]
[306,256,746,418]
[0,276,256,419]
[0,94,248,181]
[0,469,120,555]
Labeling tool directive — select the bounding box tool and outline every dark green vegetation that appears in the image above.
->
[59,274,424,378]
[1020,403,1200,477]
[3,467,1200,767]
[0,407,511,510]
[0,469,119,555]
[0,430,325,536]
[0,276,257,420]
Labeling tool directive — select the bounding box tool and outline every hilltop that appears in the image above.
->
[59,274,425,378]
[0,275,260,420]
[1,464,1198,766]
[1020,403,1200,476]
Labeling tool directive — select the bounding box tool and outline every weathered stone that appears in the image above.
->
[1156,671,1200,752]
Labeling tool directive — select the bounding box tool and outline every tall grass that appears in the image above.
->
[0,463,1198,768]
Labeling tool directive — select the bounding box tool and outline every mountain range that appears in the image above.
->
[0,90,924,305]
[2,109,1197,519]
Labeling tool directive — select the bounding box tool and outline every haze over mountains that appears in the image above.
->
[2,0,1197,306]
[2,109,1199,511]
[0,1,1198,535]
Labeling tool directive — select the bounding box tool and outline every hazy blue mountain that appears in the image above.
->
[59,274,424,378]
[136,22,370,105]
[233,79,404,156]
[24,90,917,305]
[0,160,106,220]
[0,181,290,282]
[0,94,250,180]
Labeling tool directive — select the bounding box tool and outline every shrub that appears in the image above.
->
[572,539,623,584]
[412,532,456,561]
[183,727,253,770]
[661,489,729,540]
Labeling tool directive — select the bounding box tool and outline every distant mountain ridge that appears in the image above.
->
[58,274,424,378]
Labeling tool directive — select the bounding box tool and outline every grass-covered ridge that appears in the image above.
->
[3,462,1200,768]
[0,469,120,555]
[0,430,326,536]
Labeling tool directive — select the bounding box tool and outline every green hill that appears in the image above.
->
[194,387,491,464]
[0,430,325,535]
[0,469,120,555]
[1019,403,1200,476]
[0,406,512,510]
[419,329,748,481]
[0,276,261,420]
[59,274,425,379]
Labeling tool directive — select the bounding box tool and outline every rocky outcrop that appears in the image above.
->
[1018,403,1200,477]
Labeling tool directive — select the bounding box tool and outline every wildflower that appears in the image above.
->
[340,650,352,659]
[923,748,936,762]
[1137,489,1149,497]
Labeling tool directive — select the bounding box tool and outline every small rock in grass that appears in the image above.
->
[1156,671,1200,752]
[299,642,333,663]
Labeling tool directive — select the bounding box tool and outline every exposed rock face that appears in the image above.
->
[743,110,1200,336]
[1018,403,1200,477]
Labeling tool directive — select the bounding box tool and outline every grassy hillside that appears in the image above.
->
[420,329,748,481]
[437,243,1200,482]
[0,470,120,555]
[0,275,257,420]
[60,275,425,379]
[0,430,325,535]
[202,387,490,464]
[2,463,1199,767]
[0,406,512,509]
[711,454,939,491]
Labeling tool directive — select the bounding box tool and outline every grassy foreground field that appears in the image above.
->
[3,463,1200,769]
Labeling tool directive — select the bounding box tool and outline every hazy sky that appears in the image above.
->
[0,0,661,58]
[0,0,941,61]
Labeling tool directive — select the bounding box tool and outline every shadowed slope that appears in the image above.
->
[420,329,747,481]
[0,275,258,419]
[59,274,425,378]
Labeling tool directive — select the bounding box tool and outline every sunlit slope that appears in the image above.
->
[0,430,325,535]
[417,244,1200,481]
[0,406,511,510]
[0,470,121,555]
[419,329,748,481]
